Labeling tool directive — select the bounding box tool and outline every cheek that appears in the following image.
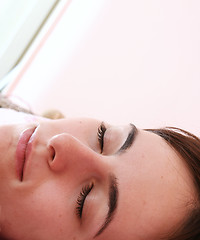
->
[1,182,77,240]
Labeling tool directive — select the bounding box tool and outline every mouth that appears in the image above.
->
[16,126,37,181]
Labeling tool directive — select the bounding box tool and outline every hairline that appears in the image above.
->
[145,127,200,240]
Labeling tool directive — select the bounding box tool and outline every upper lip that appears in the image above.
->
[16,126,37,181]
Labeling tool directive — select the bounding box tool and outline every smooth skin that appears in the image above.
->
[0,108,197,240]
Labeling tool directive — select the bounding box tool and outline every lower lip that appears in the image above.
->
[16,127,36,181]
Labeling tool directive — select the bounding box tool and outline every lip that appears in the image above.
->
[16,126,37,181]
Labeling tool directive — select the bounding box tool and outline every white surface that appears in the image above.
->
[4,0,200,134]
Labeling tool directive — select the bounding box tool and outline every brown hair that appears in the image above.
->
[146,127,200,240]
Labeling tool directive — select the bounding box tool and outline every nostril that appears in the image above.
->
[49,145,56,162]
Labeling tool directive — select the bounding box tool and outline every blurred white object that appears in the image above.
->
[0,0,60,81]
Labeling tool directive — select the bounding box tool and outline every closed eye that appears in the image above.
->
[76,183,94,218]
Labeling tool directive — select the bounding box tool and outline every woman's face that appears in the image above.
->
[0,108,196,240]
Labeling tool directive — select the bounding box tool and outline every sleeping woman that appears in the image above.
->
[0,94,199,240]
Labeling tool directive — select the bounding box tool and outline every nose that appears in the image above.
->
[47,133,110,179]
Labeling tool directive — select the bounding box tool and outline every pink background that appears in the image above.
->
[4,0,200,134]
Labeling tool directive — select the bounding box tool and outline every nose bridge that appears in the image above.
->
[47,133,109,178]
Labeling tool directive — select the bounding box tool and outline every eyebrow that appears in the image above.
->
[94,174,119,238]
[118,123,138,153]
[93,124,137,238]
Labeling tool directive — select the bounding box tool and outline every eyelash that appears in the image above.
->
[75,123,106,219]
[97,122,107,153]
[76,183,94,218]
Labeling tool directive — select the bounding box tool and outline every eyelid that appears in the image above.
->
[102,125,130,155]
[76,182,94,219]
[96,122,137,155]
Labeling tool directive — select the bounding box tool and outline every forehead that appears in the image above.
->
[102,130,195,240]
[118,129,189,181]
